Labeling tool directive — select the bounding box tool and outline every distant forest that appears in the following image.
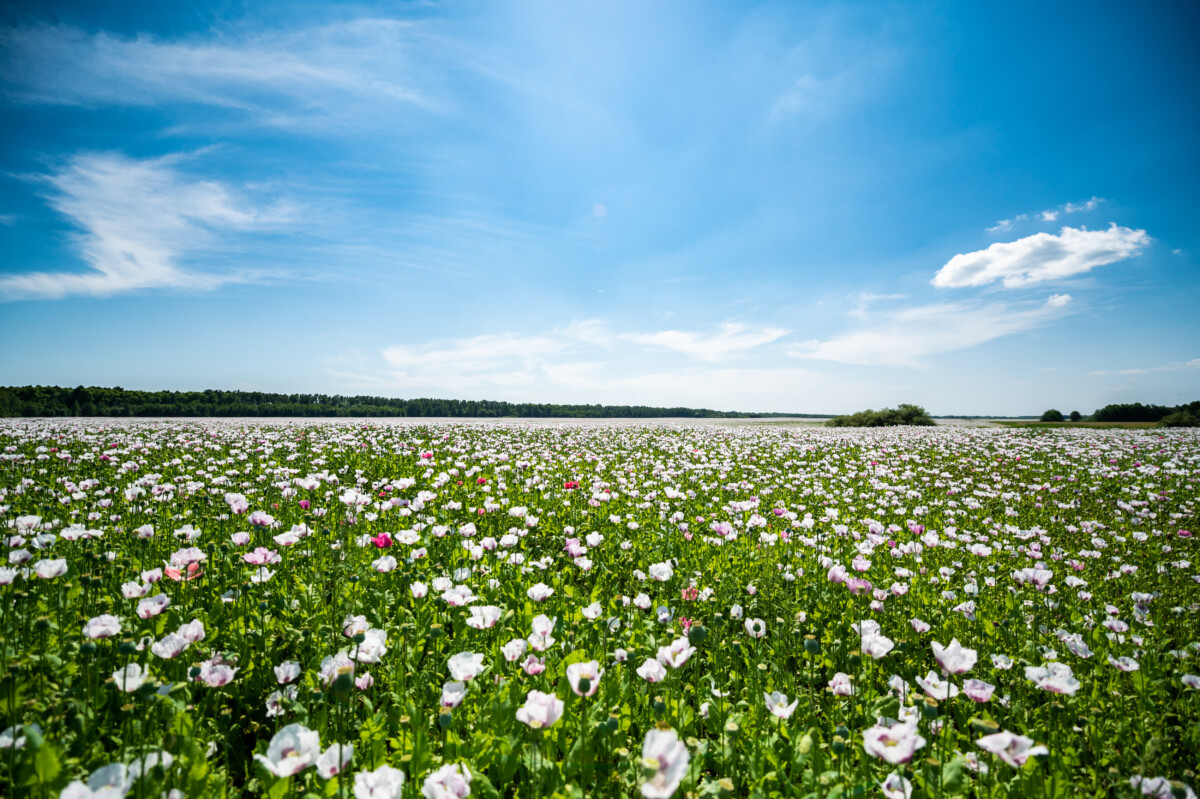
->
[0,385,822,419]
[1088,401,1200,423]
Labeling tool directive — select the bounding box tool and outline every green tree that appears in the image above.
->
[1040,409,1064,422]
[827,403,936,427]
[1068,410,1082,421]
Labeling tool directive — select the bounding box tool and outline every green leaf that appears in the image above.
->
[34,743,62,783]
[941,757,967,794]
[267,776,292,799]
[473,771,503,799]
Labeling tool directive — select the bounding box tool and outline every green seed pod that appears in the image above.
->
[803,636,821,655]
[688,625,708,645]
[332,671,354,696]
[437,711,453,730]
[831,735,846,754]
[969,717,999,735]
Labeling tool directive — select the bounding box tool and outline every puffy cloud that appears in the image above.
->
[932,224,1148,289]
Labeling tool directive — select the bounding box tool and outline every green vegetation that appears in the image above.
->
[995,421,1162,430]
[0,385,820,419]
[826,403,935,427]
[1161,410,1200,428]
[1090,400,1200,423]
[1015,402,1199,428]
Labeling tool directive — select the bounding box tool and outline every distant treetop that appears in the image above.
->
[0,385,819,419]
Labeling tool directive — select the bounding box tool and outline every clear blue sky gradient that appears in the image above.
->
[1,0,1197,414]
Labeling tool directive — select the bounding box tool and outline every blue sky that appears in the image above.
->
[1,0,1197,414]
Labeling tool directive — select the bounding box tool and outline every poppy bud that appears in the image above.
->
[332,671,354,696]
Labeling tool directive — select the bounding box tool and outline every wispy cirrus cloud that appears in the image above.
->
[0,20,434,132]
[1089,358,1200,376]
[0,151,289,301]
[933,224,1148,289]
[376,320,610,393]
[625,322,789,362]
[788,294,1073,368]
[848,292,907,319]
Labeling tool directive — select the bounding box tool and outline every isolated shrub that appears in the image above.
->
[1040,409,1064,422]
[827,403,935,427]
[1069,410,1082,422]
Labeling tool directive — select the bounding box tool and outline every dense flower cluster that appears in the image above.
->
[0,419,1197,797]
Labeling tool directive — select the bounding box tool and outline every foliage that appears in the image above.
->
[1161,410,1200,428]
[0,420,1198,799]
[1090,402,1173,423]
[1039,409,1064,423]
[1068,411,1082,422]
[826,403,935,427]
[0,386,817,420]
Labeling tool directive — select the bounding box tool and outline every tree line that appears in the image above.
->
[1039,401,1200,427]
[0,386,819,419]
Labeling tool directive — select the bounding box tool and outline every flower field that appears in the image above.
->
[1,419,1198,799]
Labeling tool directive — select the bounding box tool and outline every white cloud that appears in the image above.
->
[625,322,789,362]
[378,321,610,393]
[848,292,907,319]
[1064,197,1103,214]
[932,224,1148,289]
[0,151,286,300]
[1089,358,1200,376]
[987,199,1105,234]
[788,295,1072,368]
[0,21,431,131]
